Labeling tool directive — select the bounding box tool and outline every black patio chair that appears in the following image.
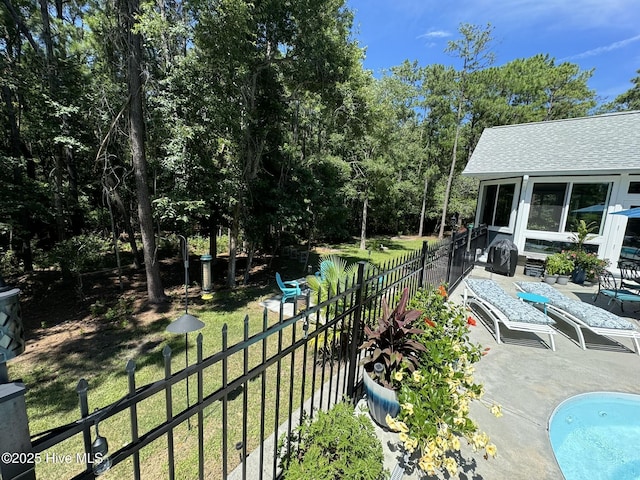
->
[594,270,640,312]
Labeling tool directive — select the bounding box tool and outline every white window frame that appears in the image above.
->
[477,179,520,233]
[521,177,615,254]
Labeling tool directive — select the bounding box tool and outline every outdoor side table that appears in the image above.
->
[517,291,550,316]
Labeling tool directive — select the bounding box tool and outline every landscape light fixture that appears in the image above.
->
[91,420,112,475]
[166,314,204,430]
[166,235,205,429]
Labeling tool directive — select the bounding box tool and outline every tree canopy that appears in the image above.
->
[3,0,629,297]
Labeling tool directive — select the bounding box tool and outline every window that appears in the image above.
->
[629,182,640,194]
[566,183,610,234]
[527,183,567,231]
[480,183,515,228]
[527,182,611,234]
[524,238,598,255]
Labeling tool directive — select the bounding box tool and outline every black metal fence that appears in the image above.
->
[19,227,487,480]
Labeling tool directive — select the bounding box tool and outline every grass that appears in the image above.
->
[8,236,428,479]
[307,236,433,271]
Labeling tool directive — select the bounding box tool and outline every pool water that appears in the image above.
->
[549,392,640,480]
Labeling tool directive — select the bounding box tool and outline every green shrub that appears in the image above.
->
[280,401,387,480]
[0,248,19,276]
[92,296,134,327]
[44,234,113,275]
[215,234,229,255]
[188,235,209,255]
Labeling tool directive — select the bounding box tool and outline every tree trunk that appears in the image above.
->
[418,175,428,237]
[359,194,368,250]
[438,98,463,240]
[105,175,141,269]
[2,85,34,271]
[227,204,240,288]
[243,242,254,285]
[65,149,84,235]
[127,0,166,303]
[208,210,218,261]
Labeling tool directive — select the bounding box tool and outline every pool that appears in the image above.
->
[549,392,640,480]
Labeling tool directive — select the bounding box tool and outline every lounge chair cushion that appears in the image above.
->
[466,279,554,325]
[516,282,637,331]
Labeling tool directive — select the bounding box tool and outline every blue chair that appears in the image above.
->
[315,260,334,282]
[275,272,301,303]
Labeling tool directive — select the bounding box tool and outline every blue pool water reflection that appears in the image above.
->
[549,392,640,480]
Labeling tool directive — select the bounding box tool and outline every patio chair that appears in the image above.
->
[515,281,640,355]
[314,260,335,283]
[618,260,640,293]
[275,272,302,303]
[593,270,640,313]
[463,278,557,351]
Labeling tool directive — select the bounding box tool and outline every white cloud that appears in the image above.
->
[441,0,640,31]
[417,30,451,39]
[568,34,640,60]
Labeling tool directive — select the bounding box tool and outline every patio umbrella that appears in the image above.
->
[611,207,640,218]
[572,204,606,213]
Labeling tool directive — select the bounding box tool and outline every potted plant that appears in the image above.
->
[562,219,610,283]
[569,219,598,251]
[359,287,426,426]
[568,250,610,284]
[279,401,388,480]
[545,253,574,285]
[384,284,501,478]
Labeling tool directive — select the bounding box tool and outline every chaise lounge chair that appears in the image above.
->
[463,278,557,351]
[515,281,640,355]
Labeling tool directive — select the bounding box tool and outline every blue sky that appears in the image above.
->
[346,0,640,104]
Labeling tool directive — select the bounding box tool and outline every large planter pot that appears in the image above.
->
[556,275,570,285]
[572,268,586,285]
[544,274,558,285]
[363,370,399,428]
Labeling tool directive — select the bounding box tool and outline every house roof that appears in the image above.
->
[462,110,640,180]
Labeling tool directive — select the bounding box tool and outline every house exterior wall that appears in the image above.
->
[475,174,640,269]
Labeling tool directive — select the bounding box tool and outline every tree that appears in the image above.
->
[438,23,495,239]
[604,69,640,111]
[126,0,167,303]
[191,0,365,285]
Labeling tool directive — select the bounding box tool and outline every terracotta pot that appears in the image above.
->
[362,369,399,428]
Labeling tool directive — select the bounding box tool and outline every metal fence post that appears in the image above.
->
[446,232,456,285]
[419,240,430,289]
[76,378,92,475]
[346,262,366,400]
[126,360,141,480]
[163,346,175,480]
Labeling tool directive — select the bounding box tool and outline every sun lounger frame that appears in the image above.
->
[515,282,640,355]
[463,280,556,351]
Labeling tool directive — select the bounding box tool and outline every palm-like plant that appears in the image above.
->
[306,254,350,299]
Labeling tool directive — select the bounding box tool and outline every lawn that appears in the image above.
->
[6,235,430,479]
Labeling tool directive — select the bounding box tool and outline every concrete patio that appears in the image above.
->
[375,263,640,479]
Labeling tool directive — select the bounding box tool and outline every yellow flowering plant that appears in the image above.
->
[385,284,501,478]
